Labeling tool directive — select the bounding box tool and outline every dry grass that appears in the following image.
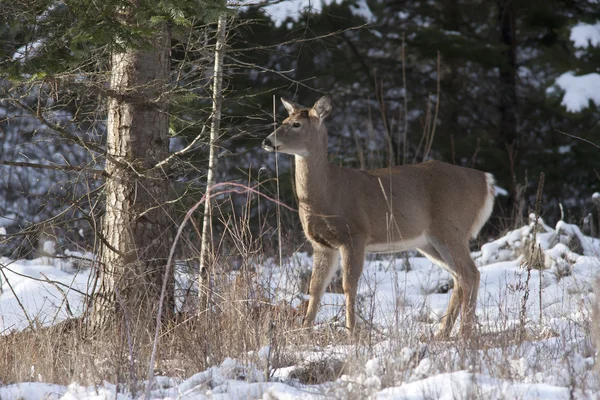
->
[1,191,599,398]
[0,259,334,388]
[1,253,598,398]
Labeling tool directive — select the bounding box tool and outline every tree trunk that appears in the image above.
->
[497,0,521,223]
[441,0,461,154]
[93,22,173,330]
[198,14,227,310]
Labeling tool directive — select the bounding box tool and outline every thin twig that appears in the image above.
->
[0,261,88,296]
[423,52,441,161]
[154,123,208,170]
[519,172,545,342]
[114,285,138,398]
[413,94,431,163]
[557,130,600,150]
[470,138,481,168]
[0,264,35,331]
[401,34,409,165]
[40,272,75,321]
[374,76,394,167]
[273,96,284,269]
[0,160,108,177]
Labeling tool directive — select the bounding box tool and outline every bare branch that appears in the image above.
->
[0,160,107,177]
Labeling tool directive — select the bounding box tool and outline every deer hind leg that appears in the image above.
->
[419,244,463,339]
[303,246,340,328]
[459,256,480,338]
[437,279,463,339]
[427,235,480,339]
[339,238,366,335]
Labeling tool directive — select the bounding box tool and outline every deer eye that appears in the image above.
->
[292,122,302,128]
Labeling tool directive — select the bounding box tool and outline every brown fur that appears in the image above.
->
[262,96,495,338]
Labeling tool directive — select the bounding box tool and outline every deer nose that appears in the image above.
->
[262,138,273,148]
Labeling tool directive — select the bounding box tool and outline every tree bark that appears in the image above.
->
[93,22,173,330]
[198,14,227,310]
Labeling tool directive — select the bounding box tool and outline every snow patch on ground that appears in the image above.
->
[0,257,91,333]
[377,370,573,400]
[1,215,600,398]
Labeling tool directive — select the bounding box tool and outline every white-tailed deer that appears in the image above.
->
[262,96,495,339]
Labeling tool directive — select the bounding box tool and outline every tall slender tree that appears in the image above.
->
[496,0,520,221]
[198,14,227,310]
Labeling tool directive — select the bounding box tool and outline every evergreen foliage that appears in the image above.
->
[0,0,598,256]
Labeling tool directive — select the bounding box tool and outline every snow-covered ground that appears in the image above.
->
[1,214,600,399]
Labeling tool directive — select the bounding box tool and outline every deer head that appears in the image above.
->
[262,96,333,157]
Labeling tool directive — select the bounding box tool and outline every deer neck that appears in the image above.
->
[294,143,331,213]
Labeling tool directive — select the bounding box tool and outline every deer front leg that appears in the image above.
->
[303,246,340,329]
[340,238,366,335]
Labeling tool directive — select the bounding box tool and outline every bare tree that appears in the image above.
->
[198,14,227,310]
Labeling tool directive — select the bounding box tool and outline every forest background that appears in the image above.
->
[0,0,599,334]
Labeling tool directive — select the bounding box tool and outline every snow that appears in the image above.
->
[570,21,600,49]
[257,0,342,27]
[1,100,97,235]
[376,371,572,399]
[349,0,376,23]
[0,214,17,228]
[553,71,600,112]
[558,145,571,154]
[1,215,600,398]
[0,257,91,332]
[12,40,45,63]
[549,20,600,112]
[494,185,509,197]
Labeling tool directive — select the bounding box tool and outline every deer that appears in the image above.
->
[262,96,495,339]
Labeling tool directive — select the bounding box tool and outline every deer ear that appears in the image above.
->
[281,98,297,115]
[311,96,332,121]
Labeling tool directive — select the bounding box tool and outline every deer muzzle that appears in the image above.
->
[262,137,279,152]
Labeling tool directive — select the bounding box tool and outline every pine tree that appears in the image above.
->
[0,0,225,330]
